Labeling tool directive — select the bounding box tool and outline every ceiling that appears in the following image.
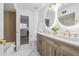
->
[4,3,77,12]
[4,3,45,11]
[16,3,45,11]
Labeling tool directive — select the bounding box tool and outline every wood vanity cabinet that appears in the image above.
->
[37,34,56,56]
[37,35,47,56]
[37,35,42,55]
[46,39,56,56]
[55,48,70,56]
[37,34,79,56]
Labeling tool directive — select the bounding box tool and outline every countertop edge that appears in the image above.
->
[37,32,79,48]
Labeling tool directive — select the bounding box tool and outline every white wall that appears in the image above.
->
[33,10,39,41]
[15,3,39,50]
[37,4,49,33]
[0,3,4,40]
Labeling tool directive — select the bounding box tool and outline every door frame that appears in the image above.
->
[16,9,33,51]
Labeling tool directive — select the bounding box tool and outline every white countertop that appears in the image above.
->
[38,32,79,47]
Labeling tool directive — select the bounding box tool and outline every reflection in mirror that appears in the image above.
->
[59,12,75,26]
[45,3,55,28]
[58,3,79,26]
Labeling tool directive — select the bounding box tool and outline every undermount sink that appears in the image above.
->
[46,32,79,41]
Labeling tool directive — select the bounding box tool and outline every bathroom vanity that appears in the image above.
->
[37,32,79,56]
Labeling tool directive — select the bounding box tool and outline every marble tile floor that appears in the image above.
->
[12,43,40,56]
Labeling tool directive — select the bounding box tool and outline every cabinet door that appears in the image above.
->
[4,11,16,42]
[56,49,64,56]
[37,35,42,55]
[46,43,51,56]
[46,39,56,56]
[37,35,40,50]
[37,35,40,52]
[42,38,47,56]
[39,38,43,55]
[56,48,71,56]
[37,35,50,56]
[51,46,56,56]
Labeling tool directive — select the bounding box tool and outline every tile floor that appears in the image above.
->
[6,42,40,56]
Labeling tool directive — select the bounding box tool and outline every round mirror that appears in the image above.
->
[45,3,56,29]
[58,3,79,27]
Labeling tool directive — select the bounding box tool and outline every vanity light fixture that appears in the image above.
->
[48,3,62,12]
[48,3,56,12]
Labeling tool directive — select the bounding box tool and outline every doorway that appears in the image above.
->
[20,15,29,45]
[4,11,16,42]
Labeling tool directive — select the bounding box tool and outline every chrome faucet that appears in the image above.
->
[65,30,71,37]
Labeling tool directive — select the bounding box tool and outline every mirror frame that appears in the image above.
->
[44,3,79,30]
[57,3,79,29]
[44,3,57,30]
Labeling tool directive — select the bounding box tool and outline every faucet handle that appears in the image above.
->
[64,30,71,37]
